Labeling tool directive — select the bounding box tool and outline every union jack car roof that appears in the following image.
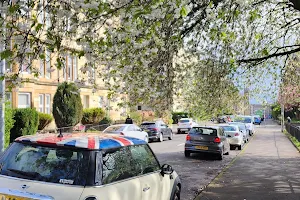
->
[15,133,146,150]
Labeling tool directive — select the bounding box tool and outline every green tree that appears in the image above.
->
[5,102,15,148]
[10,108,39,143]
[52,82,83,128]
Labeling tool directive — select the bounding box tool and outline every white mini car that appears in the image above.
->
[103,124,149,143]
[0,133,181,200]
[177,118,198,134]
[220,124,244,150]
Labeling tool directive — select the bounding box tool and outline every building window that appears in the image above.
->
[98,96,104,108]
[137,106,142,111]
[38,0,51,28]
[20,56,31,73]
[18,93,31,108]
[73,56,77,80]
[45,94,51,114]
[39,94,51,114]
[83,95,89,109]
[64,54,77,80]
[40,49,51,78]
[5,93,12,104]
[39,94,44,112]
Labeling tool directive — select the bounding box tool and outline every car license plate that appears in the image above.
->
[195,145,208,150]
[0,194,29,200]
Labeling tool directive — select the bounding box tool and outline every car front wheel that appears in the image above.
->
[172,185,181,200]
[168,131,173,140]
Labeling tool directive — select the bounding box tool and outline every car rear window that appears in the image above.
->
[179,119,190,123]
[222,126,237,131]
[141,123,156,128]
[104,126,125,133]
[190,128,217,136]
[0,142,89,186]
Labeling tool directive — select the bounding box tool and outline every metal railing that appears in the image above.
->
[285,123,300,141]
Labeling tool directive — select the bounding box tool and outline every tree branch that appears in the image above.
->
[238,47,300,63]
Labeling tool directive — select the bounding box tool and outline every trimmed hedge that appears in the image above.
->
[5,102,15,148]
[82,108,105,125]
[52,82,83,128]
[38,112,53,130]
[10,108,39,143]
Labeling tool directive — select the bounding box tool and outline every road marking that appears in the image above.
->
[177,143,185,146]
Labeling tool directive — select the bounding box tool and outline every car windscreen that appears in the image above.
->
[190,127,217,136]
[222,126,237,131]
[0,142,90,186]
[234,117,251,123]
[140,123,156,128]
[104,126,125,133]
[179,119,190,123]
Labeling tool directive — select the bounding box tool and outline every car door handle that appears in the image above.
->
[143,187,150,192]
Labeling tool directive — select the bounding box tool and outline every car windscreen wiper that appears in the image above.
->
[7,168,41,179]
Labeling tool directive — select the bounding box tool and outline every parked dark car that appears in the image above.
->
[184,126,230,160]
[141,121,173,142]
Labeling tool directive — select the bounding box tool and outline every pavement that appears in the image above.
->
[196,120,300,200]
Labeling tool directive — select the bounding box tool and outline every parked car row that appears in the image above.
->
[183,115,257,160]
[102,120,173,143]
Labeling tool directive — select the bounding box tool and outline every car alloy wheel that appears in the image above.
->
[159,133,163,142]
[172,185,181,200]
[168,131,173,140]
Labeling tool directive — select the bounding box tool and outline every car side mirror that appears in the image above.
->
[160,164,173,176]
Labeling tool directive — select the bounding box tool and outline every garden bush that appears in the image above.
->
[82,108,105,125]
[99,116,112,125]
[10,108,39,143]
[52,82,83,128]
[5,102,15,148]
[38,112,53,130]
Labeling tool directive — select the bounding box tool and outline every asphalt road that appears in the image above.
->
[149,122,241,200]
[195,120,300,200]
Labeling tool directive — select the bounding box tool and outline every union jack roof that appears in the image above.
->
[15,133,146,150]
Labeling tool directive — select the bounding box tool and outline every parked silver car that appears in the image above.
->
[219,124,244,150]
[228,122,249,143]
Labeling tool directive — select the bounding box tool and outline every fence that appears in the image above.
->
[39,121,124,134]
[285,123,300,141]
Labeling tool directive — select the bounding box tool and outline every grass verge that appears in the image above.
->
[283,130,300,152]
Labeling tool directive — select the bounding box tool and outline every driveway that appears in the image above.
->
[196,120,300,200]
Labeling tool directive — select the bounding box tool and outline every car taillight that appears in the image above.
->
[235,133,239,136]
[120,132,124,136]
[186,134,191,141]
[214,137,221,143]
[152,128,158,132]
